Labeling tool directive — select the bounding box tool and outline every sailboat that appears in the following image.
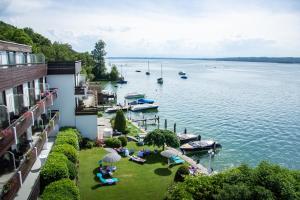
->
[117,64,128,84]
[157,64,163,84]
[146,61,150,75]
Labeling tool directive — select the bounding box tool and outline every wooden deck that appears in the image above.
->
[166,146,209,175]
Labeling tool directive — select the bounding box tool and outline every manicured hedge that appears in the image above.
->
[118,136,127,147]
[56,128,80,150]
[67,160,77,180]
[105,138,121,148]
[41,179,80,200]
[40,153,69,190]
[52,144,78,163]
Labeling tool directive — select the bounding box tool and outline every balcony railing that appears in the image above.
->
[0,112,59,200]
[75,86,86,95]
[0,89,58,157]
[0,63,47,92]
[75,106,98,115]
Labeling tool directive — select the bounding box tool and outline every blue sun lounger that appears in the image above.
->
[97,173,119,185]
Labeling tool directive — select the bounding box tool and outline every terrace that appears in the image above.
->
[79,142,183,200]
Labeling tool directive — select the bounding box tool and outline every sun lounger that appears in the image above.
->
[169,156,185,165]
[97,173,119,185]
[129,155,146,164]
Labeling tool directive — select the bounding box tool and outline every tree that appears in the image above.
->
[174,166,190,182]
[113,110,126,133]
[144,129,180,150]
[110,64,119,81]
[166,161,300,200]
[91,40,107,80]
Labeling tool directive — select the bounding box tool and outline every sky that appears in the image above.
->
[1,0,300,57]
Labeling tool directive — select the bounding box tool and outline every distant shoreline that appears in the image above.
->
[107,57,300,64]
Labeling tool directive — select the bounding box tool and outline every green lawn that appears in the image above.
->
[126,120,143,136]
[78,142,182,200]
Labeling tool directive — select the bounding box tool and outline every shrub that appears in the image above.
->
[174,166,190,182]
[97,111,103,117]
[118,136,127,147]
[41,179,80,200]
[59,127,82,147]
[80,137,95,149]
[40,153,69,190]
[55,136,79,150]
[104,138,121,148]
[113,110,126,133]
[52,144,78,163]
[67,160,77,180]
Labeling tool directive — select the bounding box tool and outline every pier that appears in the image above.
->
[166,146,209,175]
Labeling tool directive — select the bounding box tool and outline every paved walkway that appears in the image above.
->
[166,146,209,175]
[97,117,112,140]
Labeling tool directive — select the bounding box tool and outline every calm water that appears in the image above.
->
[104,59,300,171]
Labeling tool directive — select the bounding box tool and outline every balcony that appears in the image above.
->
[0,112,59,200]
[75,106,98,115]
[0,63,47,92]
[0,89,58,157]
[75,86,86,96]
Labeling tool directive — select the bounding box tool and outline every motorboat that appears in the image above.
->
[178,71,186,75]
[135,70,141,72]
[177,133,201,145]
[129,98,155,105]
[105,105,130,113]
[181,75,188,79]
[125,93,145,99]
[180,140,221,153]
[131,103,159,112]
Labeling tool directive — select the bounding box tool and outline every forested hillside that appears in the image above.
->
[0,21,97,79]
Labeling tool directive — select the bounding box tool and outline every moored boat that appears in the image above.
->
[129,98,155,105]
[105,106,130,113]
[180,140,221,153]
[181,75,188,79]
[178,71,186,75]
[177,133,201,145]
[131,103,159,112]
[125,93,145,99]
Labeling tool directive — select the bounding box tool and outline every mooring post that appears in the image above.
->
[157,116,160,129]
[174,123,176,133]
[164,119,167,129]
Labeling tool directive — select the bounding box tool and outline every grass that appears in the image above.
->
[126,120,142,136]
[78,142,183,200]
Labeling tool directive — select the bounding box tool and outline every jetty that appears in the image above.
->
[166,146,209,175]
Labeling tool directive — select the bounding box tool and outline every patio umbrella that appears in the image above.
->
[160,149,178,158]
[104,148,117,153]
[102,153,121,164]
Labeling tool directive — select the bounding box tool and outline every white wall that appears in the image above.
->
[47,74,76,127]
[75,115,97,139]
[5,88,15,113]
[34,79,40,99]
[23,83,29,107]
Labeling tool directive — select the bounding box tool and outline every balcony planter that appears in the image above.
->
[1,180,12,195]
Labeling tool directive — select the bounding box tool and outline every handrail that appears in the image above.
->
[0,63,45,68]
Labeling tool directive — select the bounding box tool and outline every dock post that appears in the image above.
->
[164,119,167,129]
[157,116,160,129]
[174,123,176,133]
[145,120,147,130]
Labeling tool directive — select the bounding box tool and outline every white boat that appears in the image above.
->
[105,106,130,113]
[131,103,159,112]
[180,140,222,153]
[178,71,186,75]
[125,93,145,99]
[177,133,201,144]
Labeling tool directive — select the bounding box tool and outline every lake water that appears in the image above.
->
[103,58,300,172]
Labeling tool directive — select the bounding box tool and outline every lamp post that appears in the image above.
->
[208,149,214,174]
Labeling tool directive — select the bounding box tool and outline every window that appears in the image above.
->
[8,52,16,65]
[13,85,24,115]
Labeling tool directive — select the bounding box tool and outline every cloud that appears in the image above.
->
[1,0,300,57]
